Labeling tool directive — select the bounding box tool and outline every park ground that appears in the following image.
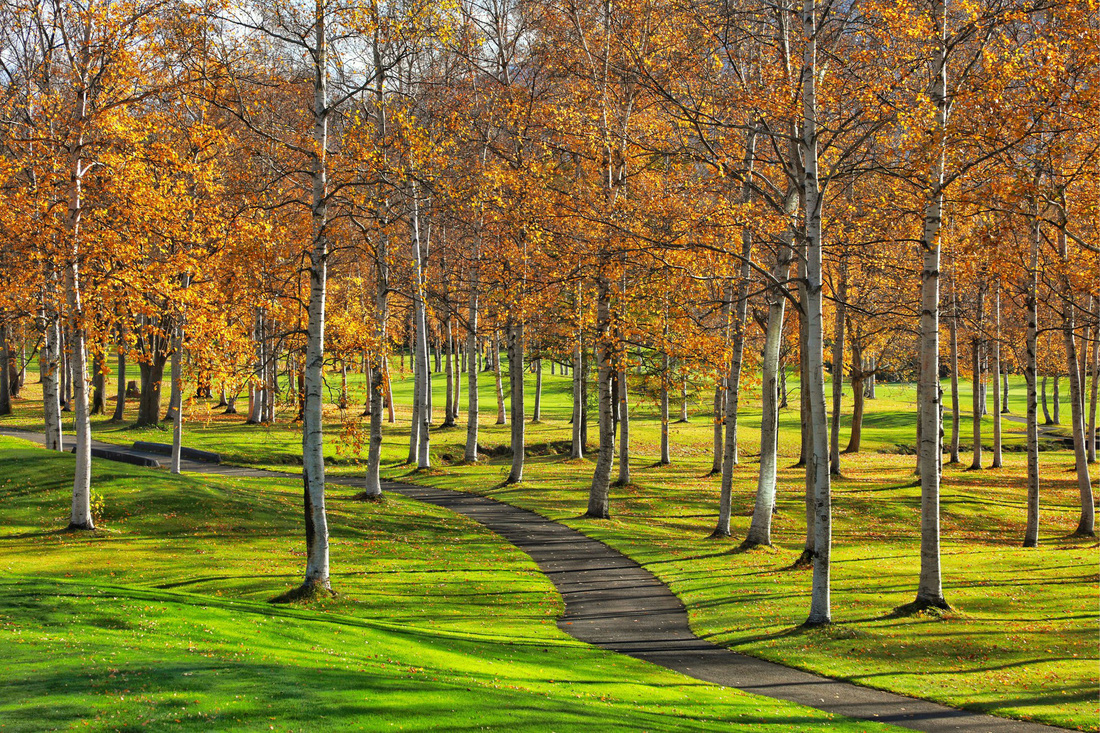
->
[0,361,1096,731]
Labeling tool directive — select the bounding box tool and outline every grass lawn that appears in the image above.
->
[0,436,900,732]
[1,357,1096,730]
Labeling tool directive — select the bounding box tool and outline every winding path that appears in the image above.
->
[1,427,1070,732]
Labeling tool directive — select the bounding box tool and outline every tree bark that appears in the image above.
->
[1041,376,1052,424]
[659,349,671,465]
[507,320,525,484]
[970,283,985,470]
[616,364,630,486]
[743,243,792,547]
[571,290,585,459]
[1058,231,1095,536]
[991,288,1003,468]
[844,338,864,454]
[1024,210,1040,547]
[949,292,960,463]
[493,329,506,425]
[802,0,832,624]
[297,3,333,594]
[532,356,542,422]
[913,0,950,611]
[0,324,11,416]
[829,260,847,475]
[586,279,613,518]
[464,268,480,462]
[443,317,456,427]
[1088,296,1098,465]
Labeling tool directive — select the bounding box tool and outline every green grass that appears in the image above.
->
[2,357,1097,729]
[0,436,897,732]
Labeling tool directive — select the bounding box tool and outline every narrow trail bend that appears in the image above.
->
[0,427,1070,733]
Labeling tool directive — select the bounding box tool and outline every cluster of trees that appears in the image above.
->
[0,0,1096,622]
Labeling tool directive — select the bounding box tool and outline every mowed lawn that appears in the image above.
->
[0,437,902,732]
[1,359,1097,730]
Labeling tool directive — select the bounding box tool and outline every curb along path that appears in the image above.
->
[0,427,1068,733]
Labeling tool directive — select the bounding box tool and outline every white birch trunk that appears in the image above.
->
[297,0,332,593]
[464,271,480,462]
[41,306,63,451]
[991,288,1002,468]
[1058,230,1095,536]
[616,366,630,486]
[507,320,525,483]
[572,290,584,458]
[586,279,614,518]
[1024,209,1040,547]
[743,244,791,547]
[970,284,985,470]
[803,0,832,624]
[912,0,950,609]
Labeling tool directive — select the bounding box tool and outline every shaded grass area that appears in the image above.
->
[0,437,897,732]
[2,363,1097,729]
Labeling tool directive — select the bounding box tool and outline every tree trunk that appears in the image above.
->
[616,365,630,486]
[532,357,542,422]
[970,284,985,470]
[363,198,390,497]
[844,338,864,454]
[710,382,725,474]
[1041,376,1052,424]
[571,295,584,459]
[1088,298,1098,465]
[991,288,1003,468]
[136,359,166,427]
[1059,234,1095,536]
[914,0,949,611]
[949,294,960,463]
[1052,375,1061,425]
[493,329,506,425]
[743,243,792,547]
[413,194,432,470]
[443,317,455,427]
[586,279,613,518]
[0,324,11,416]
[659,349,671,466]
[296,8,333,595]
[89,352,104,416]
[829,261,847,475]
[165,344,182,422]
[41,306,63,450]
[801,0,832,624]
[1024,211,1040,547]
[170,321,185,475]
[464,273,480,463]
[507,320,525,484]
[1002,370,1009,413]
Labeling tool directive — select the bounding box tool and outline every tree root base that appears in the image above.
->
[270,582,336,604]
[65,521,96,532]
[350,491,384,502]
[788,548,815,569]
[892,596,952,618]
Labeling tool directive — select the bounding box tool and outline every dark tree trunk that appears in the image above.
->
[136,358,167,427]
[90,352,105,415]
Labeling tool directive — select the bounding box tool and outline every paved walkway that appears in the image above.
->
[0,427,1070,732]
